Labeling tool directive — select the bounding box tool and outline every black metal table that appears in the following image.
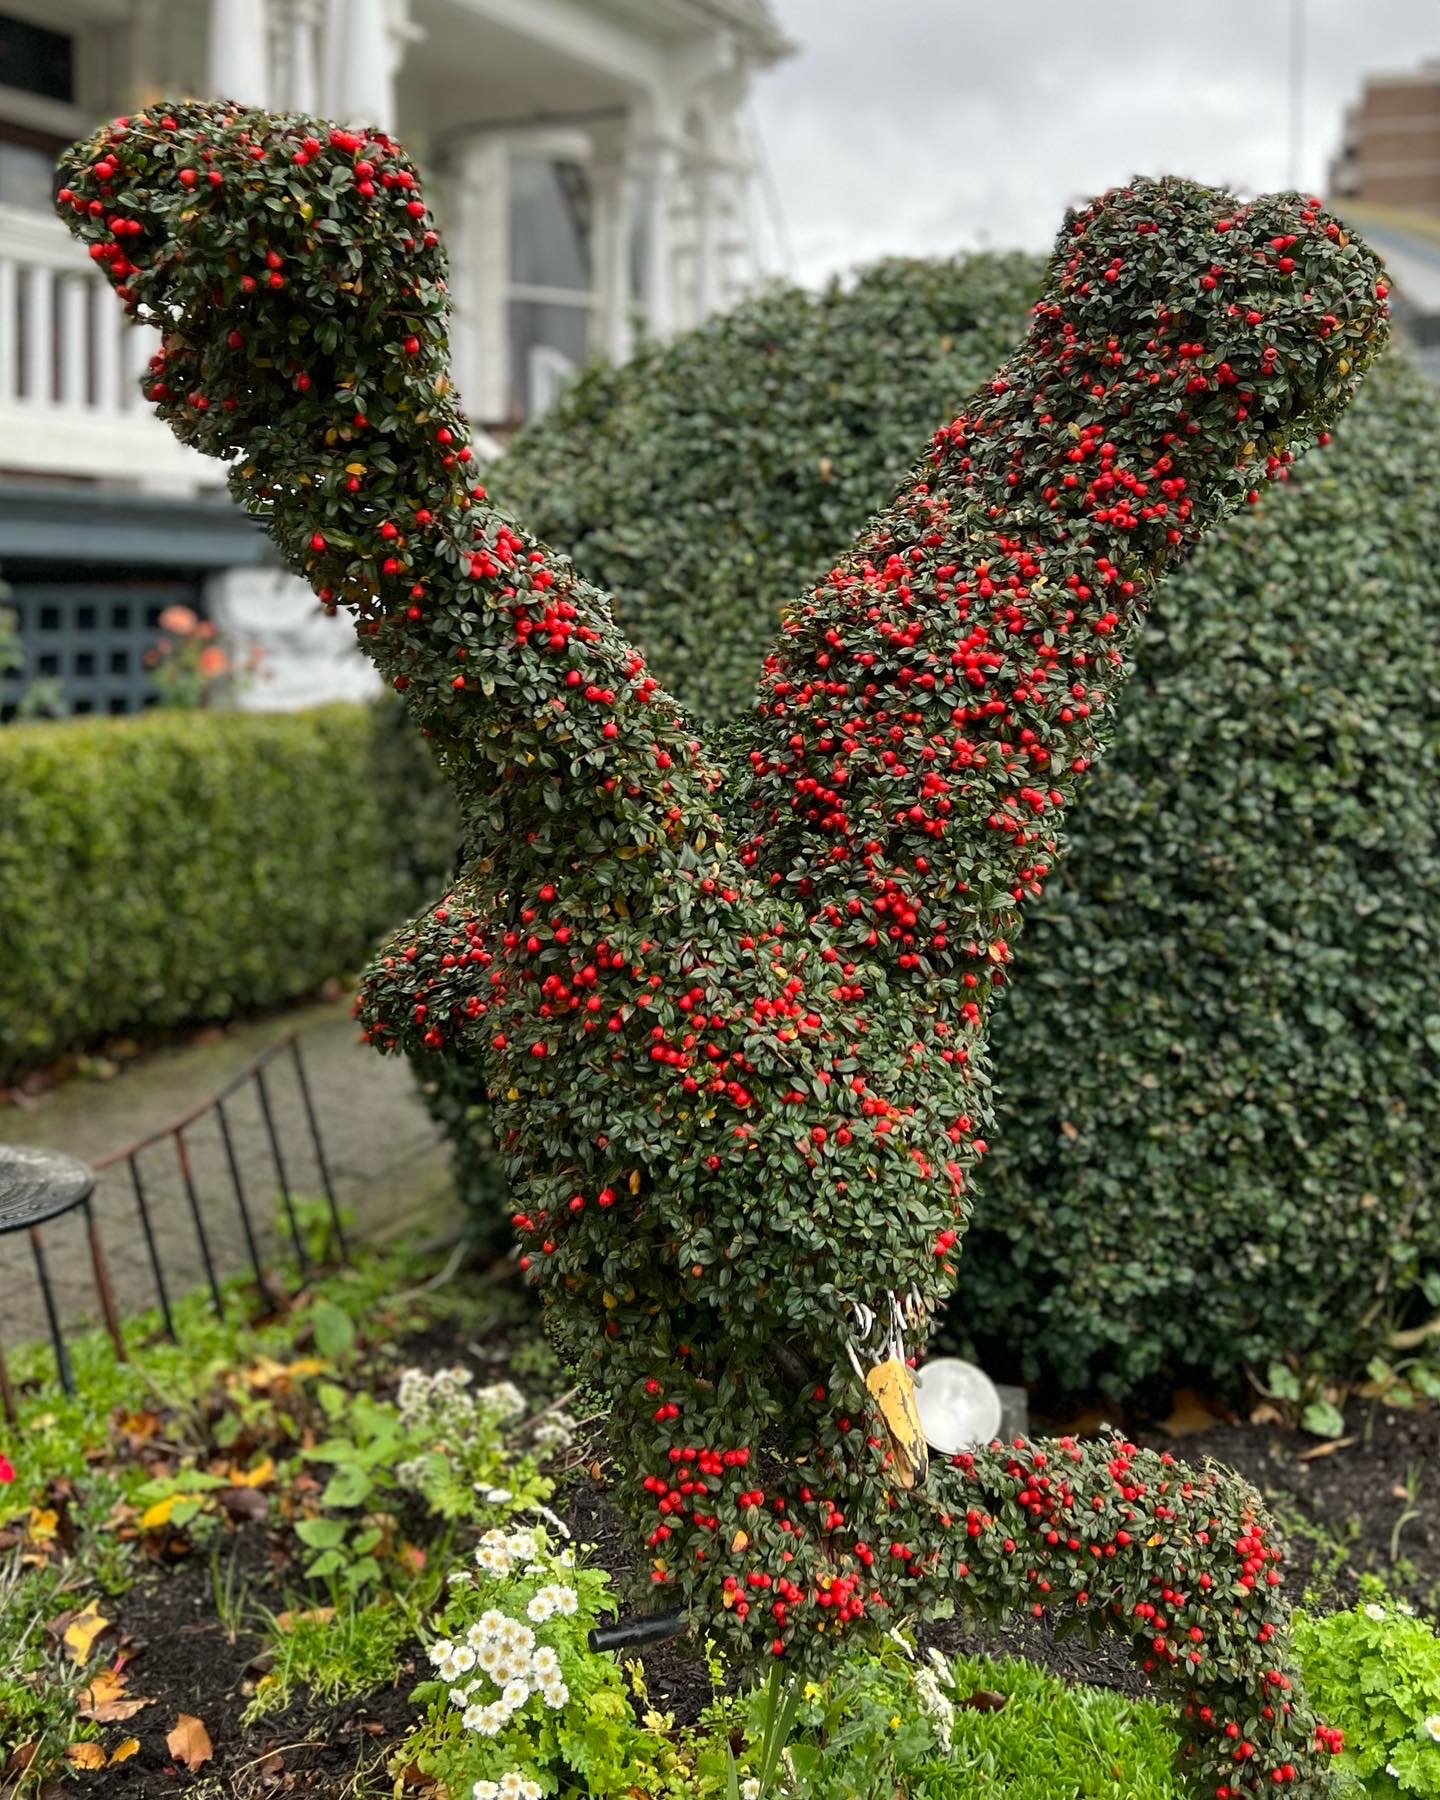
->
[0,1144,125,1418]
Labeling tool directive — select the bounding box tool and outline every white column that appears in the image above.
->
[0,257,17,404]
[327,0,394,131]
[591,150,637,364]
[207,0,271,107]
[59,278,88,408]
[22,264,54,404]
[639,141,681,341]
[285,0,320,111]
[443,133,509,423]
[95,294,122,414]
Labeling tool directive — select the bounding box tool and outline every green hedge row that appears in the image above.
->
[0,700,453,1082]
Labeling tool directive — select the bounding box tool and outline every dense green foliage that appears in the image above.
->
[60,99,1389,1796]
[493,254,1039,724]
[960,351,1440,1397]
[489,266,1440,1407]
[1294,1586,1440,1796]
[0,701,448,1080]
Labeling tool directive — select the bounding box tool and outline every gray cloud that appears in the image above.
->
[751,0,1440,282]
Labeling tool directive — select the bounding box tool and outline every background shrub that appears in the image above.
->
[0,700,452,1080]
[475,268,1440,1404]
[492,253,1039,723]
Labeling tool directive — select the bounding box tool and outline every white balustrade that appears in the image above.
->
[0,204,204,483]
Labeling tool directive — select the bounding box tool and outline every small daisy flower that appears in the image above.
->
[477,1642,504,1675]
[462,1703,488,1731]
[540,1679,569,1710]
[472,1784,500,1800]
[436,1649,467,1681]
[502,1679,531,1711]
[428,1638,456,1667]
[530,1646,560,1678]
[741,1782,761,1800]
[549,1585,579,1617]
[452,1644,476,1673]
[527,1593,555,1623]
[1364,1602,1387,1621]
[1425,1715,1440,1743]
[449,1687,470,1709]
[521,1783,540,1800]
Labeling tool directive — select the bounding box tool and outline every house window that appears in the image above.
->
[507,152,595,417]
[0,13,73,103]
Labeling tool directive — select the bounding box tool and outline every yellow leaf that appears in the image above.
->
[110,1739,140,1764]
[66,1742,106,1770]
[166,1713,214,1771]
[345,462,366,476]
[140,1493,205,1531]
[628,1169,641,1195]
[63,1609,110,1665]
[28,1507,58,1542]
[730,1529,749,1552]
[866,1359,928,1491]
[228,1456,274,1488]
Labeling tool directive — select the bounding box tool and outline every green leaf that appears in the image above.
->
[295,1516,347,1549]
[311,1300,355,1362]
[1301,1399,1346,1439]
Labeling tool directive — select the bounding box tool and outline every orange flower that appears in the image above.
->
[158,604,198,634]
[198,645,228,678]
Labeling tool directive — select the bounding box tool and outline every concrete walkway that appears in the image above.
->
[0,997,456,1353]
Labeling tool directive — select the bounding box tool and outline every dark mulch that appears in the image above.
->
[42,1278,1440,1788]
[50,1529,419,1798]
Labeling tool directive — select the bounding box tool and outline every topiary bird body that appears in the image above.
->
[58,101,1388,1794]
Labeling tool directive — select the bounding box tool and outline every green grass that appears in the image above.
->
[244,1598,417,1720]
[906,1655,1186,1797]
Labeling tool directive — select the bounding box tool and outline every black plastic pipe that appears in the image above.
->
[587,1613,687,1653]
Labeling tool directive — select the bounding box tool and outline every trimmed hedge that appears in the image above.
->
[959,348,1440,1399]
[492,253,1040,723]
[490,267,1440,1404]
[0,701,451,1080]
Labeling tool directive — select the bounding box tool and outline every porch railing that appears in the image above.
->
[0,203,207,485]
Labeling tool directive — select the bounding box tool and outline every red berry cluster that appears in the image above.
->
[57,101,1388,1797]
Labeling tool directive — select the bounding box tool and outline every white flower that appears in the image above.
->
[436,1649,468,1682]
[506,1530,538,1562]
[480,1609,509,1636]
[530,1646,560,1678]
[472,1784,500,1800]
[498,1778,527,1800]
[428,1638,456,1667]
[476,1381,527,1422]
[1387,1766,1401,1779]
[1424,1715,1440,1744]
[449,1687,470,1708]
[521,1784,540,1800]
[476,1544,513,1577]
[547,1585,579,1617]
[462,1703,488,1731]
[508,1624,536,1656]
[540,1679,569,1710]
[527,1593,555,1622]
[502,1678,531,1711]
[452,1644,476,1673]
[478,1485,514,1504]
[1364,1602,1387,1621]
[926,1648,956,1689]
[478,1642,505,1675]
[741,1782,761,1800]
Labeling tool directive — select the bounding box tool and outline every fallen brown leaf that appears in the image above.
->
[66,1742,106,1770]
[78,1668,153,1723]
[110,1738,141,1765]
[1159,1388,1232,1439]
[1297,1436,1357,1461]
[957,1688,1008,1713]
[166,1713,214,1770]
[275,1606,335,1634]
[1249,1402,1285,1427]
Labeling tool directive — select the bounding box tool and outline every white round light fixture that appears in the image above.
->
[913,1357,1004,1456]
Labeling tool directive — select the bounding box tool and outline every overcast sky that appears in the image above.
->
[749,0,1440,285]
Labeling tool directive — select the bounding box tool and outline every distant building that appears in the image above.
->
[0,0,793,718]
[1330,61,1440,384]
[1331,61,1440,216]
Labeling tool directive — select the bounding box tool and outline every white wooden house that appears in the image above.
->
[0,0,792,715]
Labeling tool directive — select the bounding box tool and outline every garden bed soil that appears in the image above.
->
[37,1279,1440,1793]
